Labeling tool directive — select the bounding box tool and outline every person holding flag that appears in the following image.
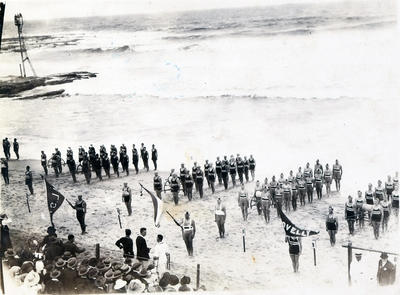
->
[66,195,87,234]
[278,207,318,273]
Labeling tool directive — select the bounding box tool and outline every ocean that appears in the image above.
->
[0,1,399,185]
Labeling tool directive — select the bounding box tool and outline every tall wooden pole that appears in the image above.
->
[196,264,200,290]
[347,242,352,286]
[242,229,246,252]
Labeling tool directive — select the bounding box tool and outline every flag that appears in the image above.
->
[45,179,65,214]
[278,208,319,237]
[140,183,163,227]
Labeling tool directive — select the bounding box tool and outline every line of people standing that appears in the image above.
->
[153,154,256,205]
[2,137,19,160]
[40,143,158,184]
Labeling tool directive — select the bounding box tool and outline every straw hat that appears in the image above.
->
[4,249,16,258]
[120,264,131,275]
[88,257,98,267]
[50,269,61,279]
[113,279,127,290]
[9,266,21,277]
[62,251,73,260]
[180,276,191,285]
[113,270,123,279]
[23,271,40,287]
[94,276,106,288]
[131,262,141,271]
[55,258,66,268]
[88,267,99,280]
[139,268,151,278]
[102,257,112,267]
[104,269,114,282]
[127,279,146,292]
[78,265,89,277]
[111,260,123,270]
[158,276,169,288]
[96,262,109,273]
[67,257,78,269]
[146,263,155,271]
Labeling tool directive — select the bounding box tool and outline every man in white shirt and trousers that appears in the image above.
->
[215,198,226,238]
[152,234,169,277]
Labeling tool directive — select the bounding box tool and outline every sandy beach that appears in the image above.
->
[1,157,399,292]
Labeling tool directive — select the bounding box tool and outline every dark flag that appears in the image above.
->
[278,208,319,237]
[139,183,163,227]
[45,179,65,214]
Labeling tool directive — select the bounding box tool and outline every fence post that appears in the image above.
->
[95,243,100,259]
[312,240,317,266]
[196,264,200,290]
[347,242,352,285]
[242,229,246,252]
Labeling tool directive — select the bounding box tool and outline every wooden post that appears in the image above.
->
[312,240,317,266]
[196,264,200,290]
[166,253,170,270]
[242,229,246,252]
[347,242,352,286]
[0,222,6,295]
[26,193,31,213]
[116,208,122,229]
[95,243,100,259]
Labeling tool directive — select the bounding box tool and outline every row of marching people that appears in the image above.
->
[40,143,159,183]
[343,173,399,240]
[153,154,256,205]
[237,159,343,222]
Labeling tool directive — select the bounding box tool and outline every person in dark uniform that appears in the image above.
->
[221,156,229,190]
[286,235,302,273]
[82,154,91,184]
[67,157,77,183]
[377,253,396,286]
[392,186,399,218]
[326,206,338,246]
[64,234,85,256]
[132,144,139,174]
[154,172,163,199]
[2,138,10,160]
[78,146,85,164]
[275,185,283,217]
[119,145,126,165]
[243,156,250,183]
[136,228,151,264]
[305,175,314,204]
[291,180,298,211]
[324,164,333,197]
[25,165,34,194]
[13,138,19,160]
[41,151,48,176]
[254,180,263,215]
[170,173,180,205]
[99,145,107,160]
[185,171,194,201]
[67,195,87,234]
[370,197,383,239]
[195,167,204,199]
[204,160,210,188]
[122,183,132,216]
[88,144,96,167]
[375,180,385,201]
[229,157,237,187]
[192,162,198,192]
[314,168,323,200]
[314,159,323,175]
[385,175,394,201]
[151,144,158,170]
[236,157,244,185]
[115,229,134,258]
[208,163,216,194]
[49,153,59,177]
[345,195,356,235]
[355,190,365,229]
[111,150,119,177]
[215,157,222,185]
[93,154,102,181]
[238,185,249,221]
[261,187,271,223]
[1,158,9,184]
[121,153,129,176]
[179,164,187,196]
[365,183,374,219]
[142,147,149,172]
[248,155,256,181]
[55,148,63,174]
[102,155,111,179]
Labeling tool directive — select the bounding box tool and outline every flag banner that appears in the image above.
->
[45,179,65,214]
[140,183,163,227]
[279,208,319,237]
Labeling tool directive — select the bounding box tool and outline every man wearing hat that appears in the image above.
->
[180,212,196,256]
[114,278,127,293]
[351,252,369,285]
[178,276,192,292]
[45,269,64,293]
[377,252,396,286]
[67,195,87,234]
[60,256,78,293]
[122,182,132,216]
